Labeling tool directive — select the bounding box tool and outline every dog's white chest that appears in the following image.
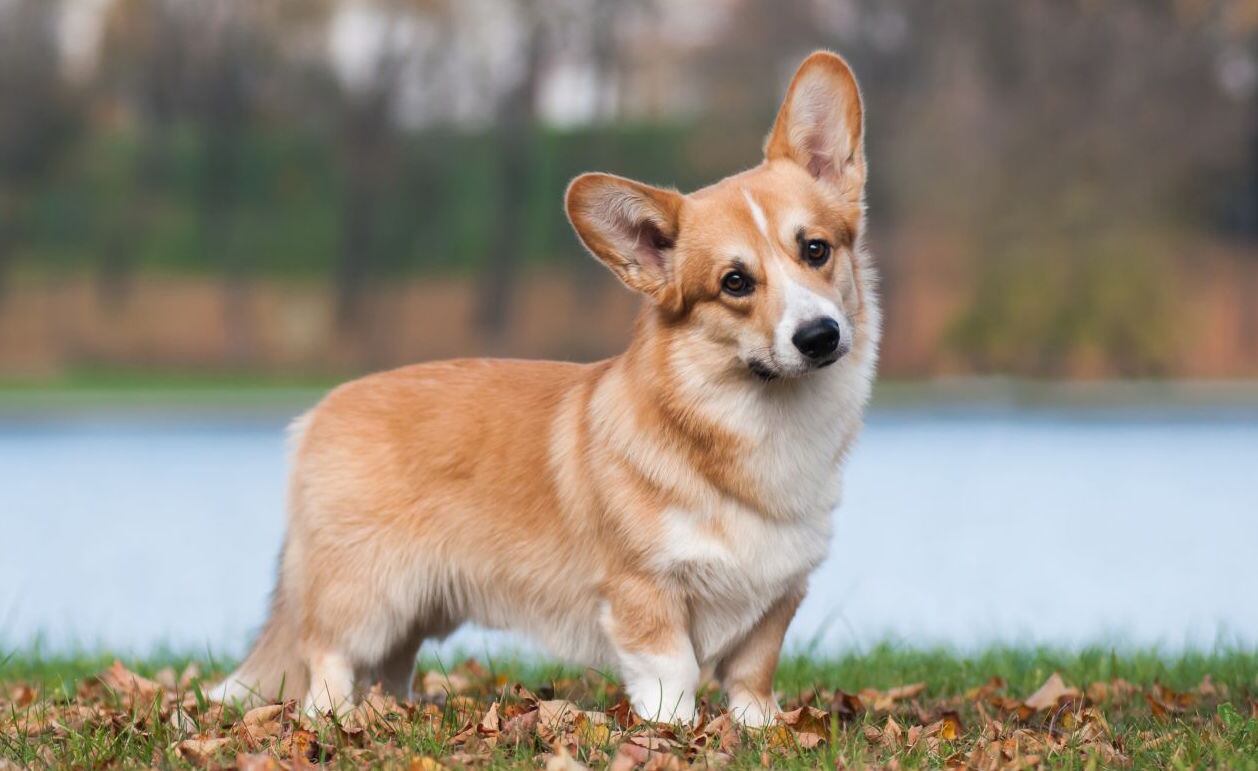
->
[653,503,832,664]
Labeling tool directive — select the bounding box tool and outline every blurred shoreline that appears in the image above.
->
[4,376,1258,422]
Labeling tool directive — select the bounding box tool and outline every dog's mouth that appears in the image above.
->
[747,351,846,381]
[747,359,779,381]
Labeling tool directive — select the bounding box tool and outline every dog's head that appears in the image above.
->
[566,51,868,382]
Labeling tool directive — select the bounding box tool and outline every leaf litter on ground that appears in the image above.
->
[2,654,1256,769]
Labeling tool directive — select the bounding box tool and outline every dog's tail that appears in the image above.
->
[206,411,314,707]
[206,564,308,707]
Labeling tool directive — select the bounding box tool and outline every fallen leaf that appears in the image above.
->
[544,745,590,770]
[535,699,583,729]
[858,682,927,712]
[828,689,864,721]
[500,708,541,747]
[421,670,472,698]
[702,712,742,754]
[235,753,282,771]
[346,687,404,733]
[154,667,179,690]
[923,710,964,742]
[965,676,1007,701]
[1023,672,1079,711]
[8,685,36,708]
[281,727,323,762]
[174,737,232,767]
[97,660,163,710]
[777,704,829,736]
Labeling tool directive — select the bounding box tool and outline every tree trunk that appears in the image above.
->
[475,13,544,346]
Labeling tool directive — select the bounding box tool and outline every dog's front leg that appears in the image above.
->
[601,577,698,724]
[716,586,804,727]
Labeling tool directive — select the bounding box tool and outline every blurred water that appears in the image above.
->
[2,406,1255,658]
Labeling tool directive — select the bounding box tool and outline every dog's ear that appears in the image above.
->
[565,173,683,303]
[764,51,865,192]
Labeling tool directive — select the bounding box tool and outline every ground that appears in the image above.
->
[2,646,1256,769]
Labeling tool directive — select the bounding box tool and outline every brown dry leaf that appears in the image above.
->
[882,716,904,747]
[408,758,448,771]
[574,711,612,747]
[537,699,586,729]
[1068,707,1112,744]
[7,709,55,738]
[236,753,282,771]
[828,690,864,721]
[154,666,179,690]
[8,684,37,707]
[607,745,642,771]
[174,737,233,767]
[885,683,927,701]
[862,716,904,750]
[478,700,501,738]
[345,687,404,733]
[51,704,99,734]
[905,723,922,748]
[1144,692,1170,721]
[242,703,285,730]
[458,658,489,679]
[701,713,742,754]
[1087,678,1138,704]
[1023,672,1079,711]
[859,682,926,712]
[420,670,472,698]
[1137,731,1178,752]
[544,745,590,770]
[778,705,829,735]
[281,727,322,762]
[610,740,668,770]
[920,710,963,745]
[966,676,1007,701]
[606,697,640,730]
[179,663,203,689]
[642,753,687,771]
[238,703,286,747]
[500,708,540,748]
[765,723,797,752]
[608,734,689,769]
[1153,683,1197,710]
[98,660,163,710]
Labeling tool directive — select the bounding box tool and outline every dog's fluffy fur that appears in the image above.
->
[210,51,880,726]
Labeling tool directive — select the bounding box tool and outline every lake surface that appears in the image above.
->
[2,399,1256,658]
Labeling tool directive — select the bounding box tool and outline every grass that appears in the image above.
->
[3,645,1257,769]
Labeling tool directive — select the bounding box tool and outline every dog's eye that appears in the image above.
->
[803,239,831,267]
[721,271,753,297]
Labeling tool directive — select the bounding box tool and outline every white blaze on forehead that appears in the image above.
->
[742,189,770,241]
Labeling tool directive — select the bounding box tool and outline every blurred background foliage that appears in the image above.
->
[0,0,1255,380]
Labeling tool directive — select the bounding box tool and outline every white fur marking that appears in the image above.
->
[728,687,780,727]
[600,602,699,724]
[742,189,770,241]
[305,652,354,718]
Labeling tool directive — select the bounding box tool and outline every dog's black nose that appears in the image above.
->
[792,317,841,360]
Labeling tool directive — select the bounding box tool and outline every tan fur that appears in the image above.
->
[212,51,881,726]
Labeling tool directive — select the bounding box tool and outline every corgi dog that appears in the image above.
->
[209,51,879,726]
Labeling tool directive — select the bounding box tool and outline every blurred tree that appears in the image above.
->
[475,1,544,343]
[94,0,190,310]
[0,0,82,306]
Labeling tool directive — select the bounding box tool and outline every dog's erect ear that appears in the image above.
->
[764,51,865,191]
[565,173,684,302]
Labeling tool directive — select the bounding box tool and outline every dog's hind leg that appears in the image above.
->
[369,612,458,702]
